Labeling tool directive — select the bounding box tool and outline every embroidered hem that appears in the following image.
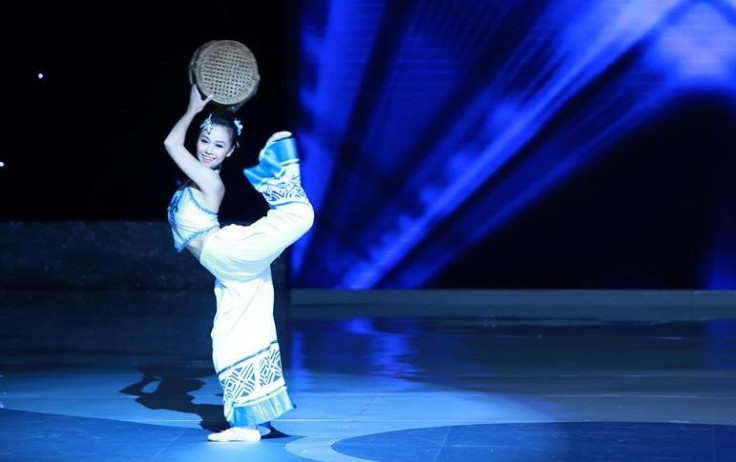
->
[231,386,295,426]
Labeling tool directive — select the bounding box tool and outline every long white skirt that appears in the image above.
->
[199,201,314,426]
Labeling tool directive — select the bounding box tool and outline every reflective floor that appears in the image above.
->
[1,290,735,461]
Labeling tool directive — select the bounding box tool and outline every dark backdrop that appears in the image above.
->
[4,0,296,224]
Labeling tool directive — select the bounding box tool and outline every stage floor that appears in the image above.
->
[1,290,735,461]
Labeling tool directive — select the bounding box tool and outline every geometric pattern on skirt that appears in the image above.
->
[218,341,293,425]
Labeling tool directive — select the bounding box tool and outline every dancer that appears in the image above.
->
[165,84,314,442]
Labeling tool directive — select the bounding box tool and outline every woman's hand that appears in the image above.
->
[187,84,214,114]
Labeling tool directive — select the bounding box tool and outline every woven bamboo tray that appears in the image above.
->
[188,40,260,110]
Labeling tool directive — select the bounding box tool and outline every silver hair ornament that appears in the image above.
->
[199,114,214,133]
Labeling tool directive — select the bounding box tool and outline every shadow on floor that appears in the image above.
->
[120,363,290,438]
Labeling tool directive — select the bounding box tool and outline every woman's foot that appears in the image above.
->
[207,426,262,442]
[243,137,309,206]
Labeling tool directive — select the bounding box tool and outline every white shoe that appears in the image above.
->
[207,426,262,443]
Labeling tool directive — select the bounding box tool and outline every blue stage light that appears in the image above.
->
[648,2,736,87]
[293,0,736,288]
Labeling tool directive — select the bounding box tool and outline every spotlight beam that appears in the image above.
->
[340,1,684,288]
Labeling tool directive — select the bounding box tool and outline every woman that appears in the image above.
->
[165,85,314,442]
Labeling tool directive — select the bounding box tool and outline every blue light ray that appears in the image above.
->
[294,0,736,288]
[297,0,519,283]
[648,1,736,88]
[293,0,389,276]
[339,1,682,288]
[386,88,670,288]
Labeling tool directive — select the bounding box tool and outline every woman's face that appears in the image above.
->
[196,125,234,169]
